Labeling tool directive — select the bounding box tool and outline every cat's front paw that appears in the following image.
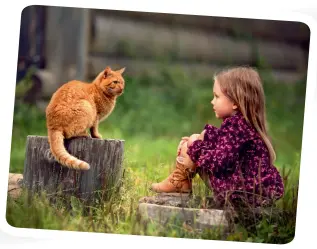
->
[91,133,103,139]
[76,132,91,138]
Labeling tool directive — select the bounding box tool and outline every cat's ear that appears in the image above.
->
[116,67,126,74]
[92,67,111,84]
[103,66,112,78]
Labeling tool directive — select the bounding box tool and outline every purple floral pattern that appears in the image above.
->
[187,111,284,207]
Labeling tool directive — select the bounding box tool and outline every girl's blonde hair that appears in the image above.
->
[214,66,276,164]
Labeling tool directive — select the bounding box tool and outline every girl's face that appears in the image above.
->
[211,80,237,119]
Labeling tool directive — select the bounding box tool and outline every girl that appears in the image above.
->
[151,66,285,208]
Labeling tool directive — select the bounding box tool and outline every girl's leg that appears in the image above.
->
[150,130,207,193]
[177,140,194,167]
[178,132,205,167]
[179,133,199,158]
[180,132,212,189]
[151,134,200,193]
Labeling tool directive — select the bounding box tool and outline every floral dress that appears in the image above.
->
[187,111,285,208]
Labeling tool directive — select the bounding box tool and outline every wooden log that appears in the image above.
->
[45,6,90,85]
[28,7,91,104]
[93,9,310,44]
[88,56,306,84]
[90,15,253,65]
[255,40,308,71]
[169,15,310,44]
[22,135,124,203]
[90,15,307,71]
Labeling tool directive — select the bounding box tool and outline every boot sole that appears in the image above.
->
[149,187,192,195]
[156,192,192,197]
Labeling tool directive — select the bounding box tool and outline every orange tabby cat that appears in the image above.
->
[45,66,126,170]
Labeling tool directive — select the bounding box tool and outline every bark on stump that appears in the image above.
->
[22,135,124,204]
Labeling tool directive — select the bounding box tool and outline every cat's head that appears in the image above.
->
[93,66,126,97]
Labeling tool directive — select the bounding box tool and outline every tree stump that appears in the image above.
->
[22,135,124,204]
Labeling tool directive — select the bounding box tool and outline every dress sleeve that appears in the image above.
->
[195,127,242,174]
[187,124,219,164]
[203,124,219,142]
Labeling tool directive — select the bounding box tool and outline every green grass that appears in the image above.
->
[6,69,306,244]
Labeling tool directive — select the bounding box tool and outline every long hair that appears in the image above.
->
[214,66,276,164]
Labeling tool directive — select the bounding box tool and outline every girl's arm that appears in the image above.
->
[187,130,205,147]
[178,128,207,156]
[195,131,241,174]
[186,124,220,164]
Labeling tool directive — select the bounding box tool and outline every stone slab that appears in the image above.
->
[137,202,229,232]
[7,173,23,199]
[137,193,229,232]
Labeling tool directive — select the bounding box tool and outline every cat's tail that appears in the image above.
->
[48,130,90,170]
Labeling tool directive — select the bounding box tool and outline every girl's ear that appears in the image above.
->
[233,104,238,110]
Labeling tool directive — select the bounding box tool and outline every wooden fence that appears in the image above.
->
[20,6,310,101]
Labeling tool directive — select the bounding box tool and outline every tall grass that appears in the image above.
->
[6,69,306,244]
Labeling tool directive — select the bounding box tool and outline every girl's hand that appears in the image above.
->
[177,137,189,155]
[187,134,199,147]
[198,129,206,140]
[187,130,206,147]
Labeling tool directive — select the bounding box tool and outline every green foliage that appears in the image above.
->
[7,68,306,244]
[15,67,37,98]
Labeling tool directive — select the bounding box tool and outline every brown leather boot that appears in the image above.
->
[150,159,196,193]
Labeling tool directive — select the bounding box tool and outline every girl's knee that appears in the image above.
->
[198,130,206,140]
[188,134,200,146]
[190,133,200,140]
[180,142,188,155]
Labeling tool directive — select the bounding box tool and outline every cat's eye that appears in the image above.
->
[113,80,119,84]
